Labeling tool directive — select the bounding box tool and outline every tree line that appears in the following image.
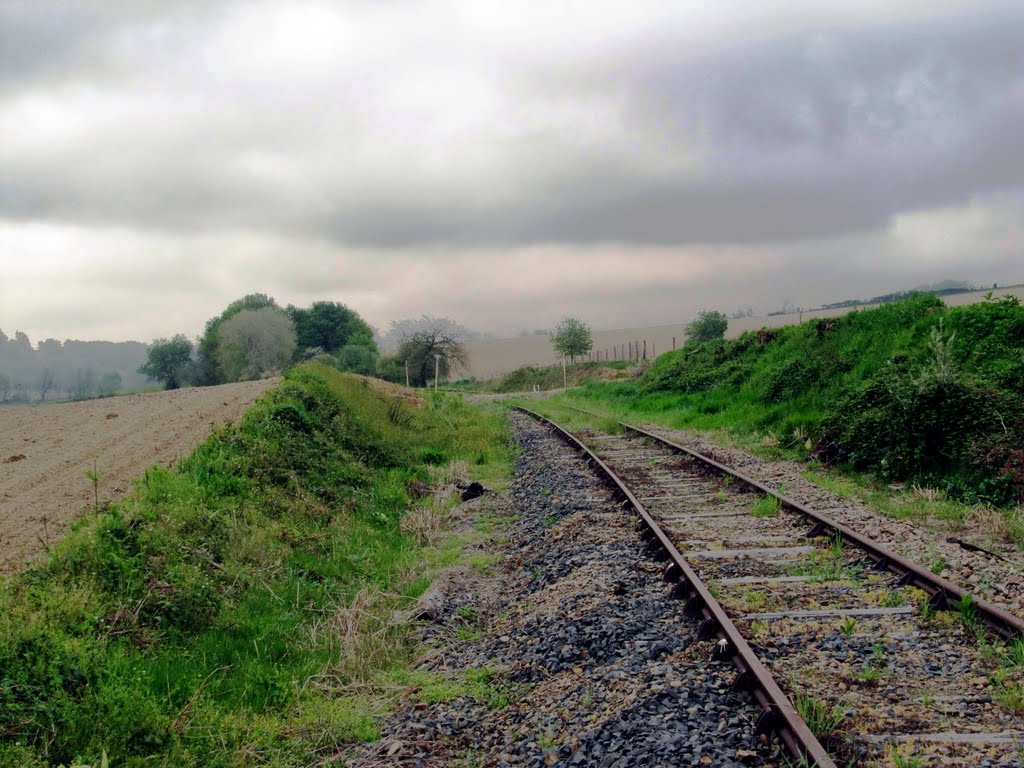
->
[139,294,473,391]
[0,331,148,403]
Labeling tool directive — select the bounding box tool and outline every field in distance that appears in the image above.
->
[0,379,277,569]
[462,284,1024,380]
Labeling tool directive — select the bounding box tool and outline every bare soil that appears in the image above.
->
[0,379,277,569]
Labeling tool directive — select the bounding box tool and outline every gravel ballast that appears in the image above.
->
[347,413,780,767]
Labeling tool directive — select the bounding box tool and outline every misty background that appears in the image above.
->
[1,1,1021,347]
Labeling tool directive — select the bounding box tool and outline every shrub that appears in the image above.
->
[628,294,1024,503]
[684,310,728,343]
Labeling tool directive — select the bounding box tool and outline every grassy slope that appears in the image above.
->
[557,294,1024,506]
[0,364,512,767]
[450,360,632,394]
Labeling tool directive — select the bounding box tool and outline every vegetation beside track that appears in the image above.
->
[0,364,512,767]
[524,295,1024,541]
[450,360,632,394]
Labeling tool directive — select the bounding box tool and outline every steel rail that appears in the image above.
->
[560,404,1024,643]
[514,406,837,768]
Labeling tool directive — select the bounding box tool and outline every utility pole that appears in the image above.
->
[562,356,567,389]
[405,359,410,388]
[434,354,441,391]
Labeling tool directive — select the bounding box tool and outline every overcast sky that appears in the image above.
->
[1,0,1021,343]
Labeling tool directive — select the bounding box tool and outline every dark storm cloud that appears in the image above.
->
[0,1,1022,249]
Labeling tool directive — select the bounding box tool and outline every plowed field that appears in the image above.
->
[0,379,277,569]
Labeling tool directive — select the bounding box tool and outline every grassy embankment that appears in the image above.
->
[449,360,632,394]
[0,364,513,767]
[527,294,1024,541]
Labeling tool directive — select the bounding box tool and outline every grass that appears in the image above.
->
[856,665,881,686]
[752,494,781,518]
[792,687,846,741]
[450,360,632,394]
[409,667,516,709]
[528,294,1024,538]
[957,594,980,632]
[785,536,857,584]
[0,364,514,767]
[889,750,927,768]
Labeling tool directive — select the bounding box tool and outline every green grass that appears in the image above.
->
[451,360,631,394]
[792,687,846,741]
[752,495,781,518]
[407,666,516,709]
[0,364,513,767]
[522,294,1024,549]
[550,294,1024,506]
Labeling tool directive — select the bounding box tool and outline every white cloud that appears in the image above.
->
[0,1,1022,343]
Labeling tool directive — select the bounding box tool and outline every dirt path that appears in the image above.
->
[0,379,277,569]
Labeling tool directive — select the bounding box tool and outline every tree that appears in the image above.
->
[685,310,729,344]
[71,368,98,400]
[139,335,194,390]
[337,343,379,376]
[0,372,10,401]
[389,316,469,387]
[38,367,56,401]
[196,293,279,385]
[217,307,296,382]
[97,372,122,397]
[286,301,376,357]
[551,316,593,363]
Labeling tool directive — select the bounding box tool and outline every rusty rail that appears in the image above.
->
[515,406,837,768]
[561,404,1024,643]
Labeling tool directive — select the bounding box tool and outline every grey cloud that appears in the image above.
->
[0,3,103,88]
[0,2,1022,250]
[0,2,210,90]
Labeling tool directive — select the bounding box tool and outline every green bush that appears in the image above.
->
[0,363,511,766]
[600,293,1024,503]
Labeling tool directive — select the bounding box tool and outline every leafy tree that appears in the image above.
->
[139,335,194,390]
[196,293,279,385]
[97,372,122,397]
[388,316,469,387]
[376,354,407,385]
[217,308,296,381]
[286,301,376,357]
[551,316,593,363]
[337,343,378,375]
[685,310,729,344]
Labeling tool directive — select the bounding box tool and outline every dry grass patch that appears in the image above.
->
[308,587,412,692]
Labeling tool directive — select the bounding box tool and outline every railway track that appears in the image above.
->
[515,405,1024,767]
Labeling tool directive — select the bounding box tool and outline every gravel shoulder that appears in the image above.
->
[0,379,277,569]
[348,413,782,767]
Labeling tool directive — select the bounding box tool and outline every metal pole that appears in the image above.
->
[434,354,440,391]
[563,356,567,388]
